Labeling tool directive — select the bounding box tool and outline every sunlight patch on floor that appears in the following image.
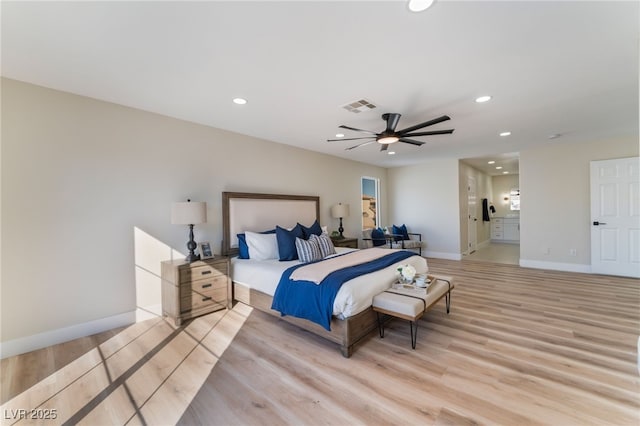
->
[0,304,253,425]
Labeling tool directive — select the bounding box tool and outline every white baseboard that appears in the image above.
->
[519,259,592,274]
[0,310,136,359]
[424,250,462,261]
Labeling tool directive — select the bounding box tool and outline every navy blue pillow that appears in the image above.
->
[237,233,250,259]
[299,220,322,239]
[237,229,276,259]
[392,224,410,241]
[276,224,304,261]
[371,227,387,247]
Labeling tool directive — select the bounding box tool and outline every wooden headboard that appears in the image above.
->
[222,192,320,256]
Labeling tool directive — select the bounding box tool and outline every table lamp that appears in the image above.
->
[171,199,207,262]
[331,203,350,239]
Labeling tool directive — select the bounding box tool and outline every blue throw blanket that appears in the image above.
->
[271,250,415,330]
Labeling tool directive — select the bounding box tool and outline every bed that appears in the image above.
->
[222,191,427,357]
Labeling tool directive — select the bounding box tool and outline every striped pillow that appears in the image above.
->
[311,233,336,258]
[295,237,322,263]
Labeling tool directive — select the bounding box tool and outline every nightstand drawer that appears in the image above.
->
[181,286,226,313]
[184,274,228,293]
[179,262,227,283]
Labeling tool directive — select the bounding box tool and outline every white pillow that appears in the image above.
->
[245,231,279,261]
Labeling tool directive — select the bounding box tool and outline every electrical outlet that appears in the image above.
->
[569,248,577,256]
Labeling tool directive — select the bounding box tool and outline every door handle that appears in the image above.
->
[593,221,607,226]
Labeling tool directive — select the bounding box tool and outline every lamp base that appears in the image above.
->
[185,224,200,263]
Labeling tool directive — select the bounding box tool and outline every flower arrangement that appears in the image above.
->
[397,264,416,283]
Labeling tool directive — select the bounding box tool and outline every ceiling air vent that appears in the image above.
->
[342,99,377,113]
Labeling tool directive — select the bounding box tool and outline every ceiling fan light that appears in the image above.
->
[378,136,399,144]
[408,0,435,12]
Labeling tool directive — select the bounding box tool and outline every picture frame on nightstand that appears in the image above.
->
[198,241,214,259]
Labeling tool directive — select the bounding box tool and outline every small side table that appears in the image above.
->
[161,256,231,326]
[331,237,358,249]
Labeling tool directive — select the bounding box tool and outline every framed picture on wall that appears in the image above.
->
[198,242,214,259]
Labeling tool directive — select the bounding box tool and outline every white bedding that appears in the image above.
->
[231,247,428,319]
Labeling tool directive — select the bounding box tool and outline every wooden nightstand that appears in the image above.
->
[331,237,358,249]
[161,256,231,326]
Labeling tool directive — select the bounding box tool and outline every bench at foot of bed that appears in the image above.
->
[372,275,454,349]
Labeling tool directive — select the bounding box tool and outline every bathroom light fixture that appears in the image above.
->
[408,0,435,12]
[233,98,247,105]
[475,95,492,103]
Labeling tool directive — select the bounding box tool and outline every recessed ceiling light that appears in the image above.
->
[496,166,503,170]
[499,131,511,137]
[388,151,396,155]
[488,160,496,164]
[335,133,345,138]
[233,98,247,105]
[503,171,509,174]
[548,133,562,140]
[475,95,492,103]
[408,0,435,12]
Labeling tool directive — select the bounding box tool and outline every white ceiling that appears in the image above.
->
[2,1,638,175]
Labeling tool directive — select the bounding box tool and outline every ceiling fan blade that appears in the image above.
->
[327,137,376,142]
[346,141,376,150]
[397,115,451,134]
[339,125,378,135]
[399,138,425,146]
[383,113,401,132]
[402,129,455,137]
[380,144,389,152]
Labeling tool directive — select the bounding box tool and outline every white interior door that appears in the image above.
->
[468,176,477,254]
[590,157,640,277]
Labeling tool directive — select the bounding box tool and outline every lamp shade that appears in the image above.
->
[171,201,207,225]
[331,203,350,219]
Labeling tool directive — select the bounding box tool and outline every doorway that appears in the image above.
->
[461,155,520,265]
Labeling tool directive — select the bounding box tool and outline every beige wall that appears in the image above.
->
[387,159,461,259]
[1,78,387,356]
[519,136,639,271]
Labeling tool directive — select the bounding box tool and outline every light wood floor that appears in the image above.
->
[2,259,639,425]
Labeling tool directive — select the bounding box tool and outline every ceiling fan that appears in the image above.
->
[327,113,454,151]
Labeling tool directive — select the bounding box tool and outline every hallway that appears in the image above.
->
[463,243,519,265]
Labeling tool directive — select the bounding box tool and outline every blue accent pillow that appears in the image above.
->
[392,224,410,241]
[299,220,322,239]
[276,224,304,261]
[237,229,276,259]
[371,227,386,247]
